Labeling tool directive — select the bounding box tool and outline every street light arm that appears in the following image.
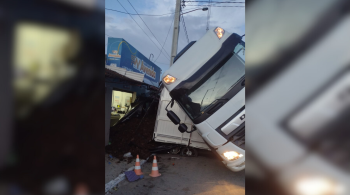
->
[182,7,208,15]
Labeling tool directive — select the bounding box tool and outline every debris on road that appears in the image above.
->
[43,177,69,195]
[125,171,140,182]
[123,152,132,158]
[106,99,158,160]
[105,159,147,193]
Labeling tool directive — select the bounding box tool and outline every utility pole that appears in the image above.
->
[206,0,211,31]
[170,0,181,66]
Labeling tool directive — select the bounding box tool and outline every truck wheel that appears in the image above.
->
[180,147,198,157]
[170,147,181,154]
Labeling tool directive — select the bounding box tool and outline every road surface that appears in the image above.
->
[106,150,245,195]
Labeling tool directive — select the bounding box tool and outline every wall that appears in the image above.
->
[105,86,113,146]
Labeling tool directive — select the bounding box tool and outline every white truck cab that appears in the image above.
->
[161,27,245,172]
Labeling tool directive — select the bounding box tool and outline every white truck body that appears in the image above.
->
[153,88,210,150]
[247,14,350,194]
[156,28,245,172]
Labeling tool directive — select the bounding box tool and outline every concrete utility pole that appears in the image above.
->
[170,0,181,66]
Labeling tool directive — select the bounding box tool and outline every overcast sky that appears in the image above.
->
[105,0,245,72]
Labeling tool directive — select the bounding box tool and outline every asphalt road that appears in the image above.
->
[106,150,245,195]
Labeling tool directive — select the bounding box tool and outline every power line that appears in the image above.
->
[181,10,190,43]
[126,0,171,58]
[184,1,244,2]
[208,6,245,7]
[188,4,245,7]
[106,8,173,16]
[155,14,175,63]
[105,7,205,16]
[116,0,170,61]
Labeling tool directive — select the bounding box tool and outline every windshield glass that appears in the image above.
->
[177,43,245,119]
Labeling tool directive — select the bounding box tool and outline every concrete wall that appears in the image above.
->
[105,86,113,146]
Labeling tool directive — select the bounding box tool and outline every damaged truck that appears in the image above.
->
[158,27,245,172]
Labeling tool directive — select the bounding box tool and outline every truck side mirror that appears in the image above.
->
[167,110,180,125]
[178,123,187,133]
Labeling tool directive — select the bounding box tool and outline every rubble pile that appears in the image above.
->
[106,100,159,160]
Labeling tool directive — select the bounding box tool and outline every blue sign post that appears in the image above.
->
[106,38,161,87]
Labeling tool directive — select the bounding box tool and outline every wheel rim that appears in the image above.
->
[171,147,180,154]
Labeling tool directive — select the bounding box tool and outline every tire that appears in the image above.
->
[170,147,181,154]
[180,147,198,157]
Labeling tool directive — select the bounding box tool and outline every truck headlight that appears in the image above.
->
[223,151,243,161]
[214,27,225,39]
[295,176,344,195]
[163,75,176,84]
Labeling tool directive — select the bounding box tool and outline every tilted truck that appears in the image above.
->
[160,27,245,172]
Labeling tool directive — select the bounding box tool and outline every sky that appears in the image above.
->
[105,0,245,73]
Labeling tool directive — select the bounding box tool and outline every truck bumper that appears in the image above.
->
[216,142,245,172]
[196,121,245,172]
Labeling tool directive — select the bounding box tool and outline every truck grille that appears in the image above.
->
[230,127,245,150]
[316,120,350,173]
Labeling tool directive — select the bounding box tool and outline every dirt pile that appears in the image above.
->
[105,100,159,160]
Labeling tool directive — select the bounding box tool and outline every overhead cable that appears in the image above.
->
[127,0,171,58]
[184,1,244,3]
[116,0,170,60]
[155,14,175,63]
[105,7,205,16]
[181,10,190,43]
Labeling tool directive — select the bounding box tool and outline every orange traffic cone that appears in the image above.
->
[134,155,143,175]
[149,156,161,177]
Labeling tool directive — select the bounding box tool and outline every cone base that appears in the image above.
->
[135,171,143,175]
[149,173,161,177]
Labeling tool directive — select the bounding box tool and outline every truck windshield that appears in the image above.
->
[176,43,245,119]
